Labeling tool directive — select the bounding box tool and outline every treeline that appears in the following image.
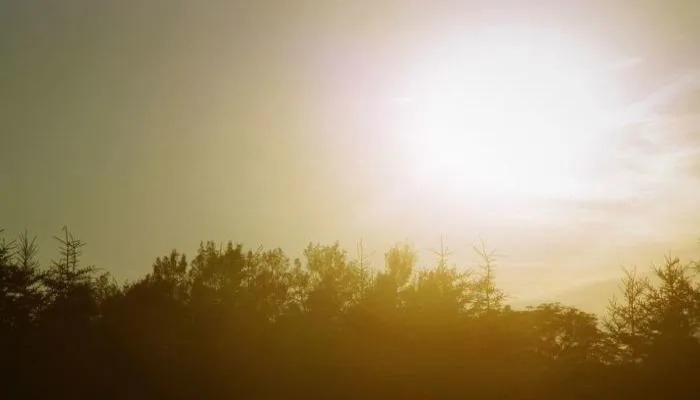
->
[2,227,700,399]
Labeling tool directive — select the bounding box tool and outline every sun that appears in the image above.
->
[391,27,618,202]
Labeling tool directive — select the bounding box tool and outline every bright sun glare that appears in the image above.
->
[394,28,620,201]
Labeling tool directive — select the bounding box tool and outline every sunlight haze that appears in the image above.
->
[3,1,700,313]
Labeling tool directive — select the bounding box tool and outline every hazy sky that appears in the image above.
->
[3,1,700,312]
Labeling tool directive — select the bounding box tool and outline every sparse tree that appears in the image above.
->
[470,241,505,316]
[603,267,651,363]
[43,226,95,301]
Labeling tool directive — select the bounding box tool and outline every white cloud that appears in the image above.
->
[601,57,644,73]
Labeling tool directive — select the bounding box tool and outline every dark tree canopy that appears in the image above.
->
[2,227,700,399]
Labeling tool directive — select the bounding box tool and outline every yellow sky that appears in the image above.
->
[2,1,700,313]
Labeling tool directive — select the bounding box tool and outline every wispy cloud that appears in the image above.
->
[387,96,415,105]
[557,65,700,267]
[601,57,644,73]
[634,71,700,114]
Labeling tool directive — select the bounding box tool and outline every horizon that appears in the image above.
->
[4,1,700,316]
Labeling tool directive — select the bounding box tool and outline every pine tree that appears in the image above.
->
[471,241,505,316]
[43,226,95,301]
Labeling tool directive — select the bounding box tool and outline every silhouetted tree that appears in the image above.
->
[646,256,699,343]
[0,230,39,397]
[0,230,43,333]
[3,228,700,399]
[470,241,505,316]
[404,262,471,320]
[527,303,603,363]
[641,256,700,397]
[367,243,414,315]
[42,226,95,304]
[303,242,361,318]
[604,267,651,364]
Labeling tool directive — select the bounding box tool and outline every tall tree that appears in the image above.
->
[644,256,700,369]
[303,242,361,318]
[470,241,505,316]
[0,231,43,331]
[645,257,698,340]
[604,267,651,364]
[42,226,95,302]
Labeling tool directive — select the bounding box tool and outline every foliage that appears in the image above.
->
[2,227,700,399]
